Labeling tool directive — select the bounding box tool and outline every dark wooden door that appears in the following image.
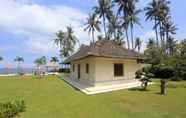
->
[78,64,80,79]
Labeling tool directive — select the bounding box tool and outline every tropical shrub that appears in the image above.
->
[138,64,174,79]
[135,69,143,79]
[0,100,25,118]
[152,65,174,79]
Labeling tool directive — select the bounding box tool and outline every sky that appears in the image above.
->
[0,0,186,68]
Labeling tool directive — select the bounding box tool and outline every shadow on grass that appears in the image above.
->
[59,78,81,91]
[128,87,150,92]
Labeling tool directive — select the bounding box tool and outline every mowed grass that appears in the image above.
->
[0,75,186,118]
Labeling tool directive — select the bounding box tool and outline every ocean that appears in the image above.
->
[0,68,33,74]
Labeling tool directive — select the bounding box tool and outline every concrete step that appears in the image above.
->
[62,77,142,95]
[86,82,141,95]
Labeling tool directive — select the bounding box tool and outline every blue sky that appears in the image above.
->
[0,0,186,68]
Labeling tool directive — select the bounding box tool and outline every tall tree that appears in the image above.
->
[145,0,163,46]
[114,0,132,49]
[50,57,59,63]
[34,56,47,78]
[54,30,65,49]
[50,57,59,72]
[162,17,177,52]
[144,38,161,65]
[135,37,142,53]
[54,26,77,58]
[94,0,113,38]
[65,26,77,57]
[107,15,120,40]
[166,37,177,56]
[14,56,24,74]
[125,0,141,49]
[84,13,101,43]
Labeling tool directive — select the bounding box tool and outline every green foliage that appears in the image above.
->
[144,39,161,65]
[84,13,101,43]
[139,65,174,79]
[34,56,46,66]
[151,65,174,79]
[0,100,25,118]
[135,69,143,79]
[54,27,77,58]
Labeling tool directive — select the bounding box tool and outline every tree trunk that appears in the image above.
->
[138,46,140,53]
[155,19,159,47]
[160,79,166,95]
[130,23,134,50]
[125,30,130,49]
[92,30,95,44]
[103,16,107,39]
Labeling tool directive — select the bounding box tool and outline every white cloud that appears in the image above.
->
[0,0,91,54]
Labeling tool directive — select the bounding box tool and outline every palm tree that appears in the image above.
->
[129,10,141,49]
[163,18,177,42]
[114,0,131,49]
[135,37,142,53]
[94,0,113,38]
[34,56,46,78]
[166,37,177,56]
[145,0,160,46]
[54,30,65,49]
[14,56,24,74]
[50,57,59,72]
[50,57,59,63]
[107,15,122,40]
[145,0,170,47]
[54,26,77,58]
[84,13,101,43]
[147,38,156,48]
[65,26,77,57]
[128,0,141,49]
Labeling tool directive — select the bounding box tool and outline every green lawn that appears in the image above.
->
[0,75,186,118]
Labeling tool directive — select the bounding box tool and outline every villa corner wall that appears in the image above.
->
[70,57,95,86]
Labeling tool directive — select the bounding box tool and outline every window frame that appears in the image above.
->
[114,63,124,77]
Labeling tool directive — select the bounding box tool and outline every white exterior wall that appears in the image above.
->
[70,57,95,85]
[70,57,142,86]
[94,57,141,83]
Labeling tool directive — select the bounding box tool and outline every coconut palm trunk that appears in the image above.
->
[125,30,130,49]
[103,15,107,38]
[155,18,159,46]
[130,23,134,49]
[92,30,95,44]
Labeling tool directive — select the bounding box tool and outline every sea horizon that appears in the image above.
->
[0,68,33,74]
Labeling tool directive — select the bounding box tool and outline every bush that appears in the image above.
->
[170,77,182,81]
[0,100,25,118]
[58,68,70,73]
[135,70,143,79]
[155,65,174,78]
[141,65,174,79]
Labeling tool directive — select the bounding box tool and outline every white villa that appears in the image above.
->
[64,40,144,94]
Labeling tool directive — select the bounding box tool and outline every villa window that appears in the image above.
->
[86,63,89,73]
[114,64,124,76]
